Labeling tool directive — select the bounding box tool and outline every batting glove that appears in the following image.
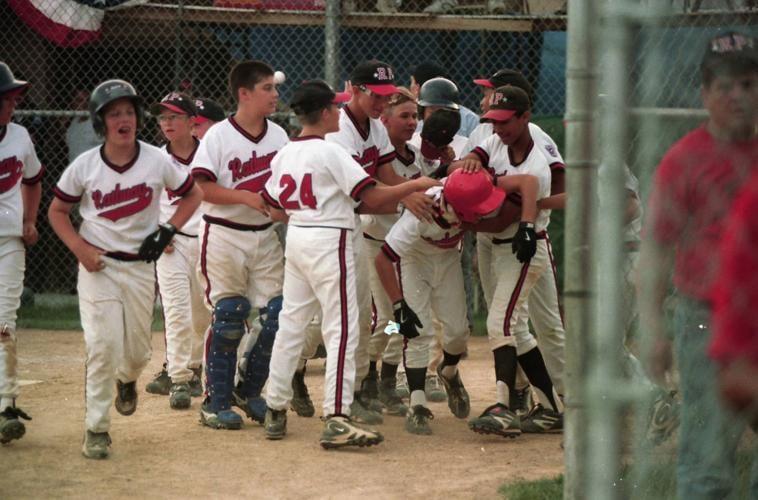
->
[512,222,537,263]
[138,222,177,262]
[393,299,423,339]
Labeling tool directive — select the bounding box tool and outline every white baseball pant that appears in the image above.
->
[352,231,373,387]
[78,258,155,433]
[156,234,210,384]
[400,250,468,369]
[0,237,25,411]
[266,226,359,416]
[365,237,404,366]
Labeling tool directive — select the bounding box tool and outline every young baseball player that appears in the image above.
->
[48,79,202,459]
[467,69,568,415]
[362,87,426,417]
[142,92,210,410]
[324,59,435,425]
[641,32,757,497]
[454,85,564,437]
[261,79,439,448]
[0,63,42,445]
[410,77,468,159]
[191,97,226,140]
[191,60,288,430]
[375,168,539,435]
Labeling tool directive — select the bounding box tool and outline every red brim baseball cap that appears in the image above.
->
[364,84,400,96]
[193,115,211,125]
[156,102,189,115]
[481,108,517,122]
[473,78,494,88]
[333,91,351,103]
[474,187,506,218]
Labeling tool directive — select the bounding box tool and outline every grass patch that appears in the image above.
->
[17,293,165,331]
[499,476,563,499]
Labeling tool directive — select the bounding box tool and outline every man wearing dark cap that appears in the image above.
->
[0,62,42,445]
[145,91,210,411]
[324,60,435,426]
[191,98,225,139]
[410,62,479,137]
[641,31,758,498]
[454,85,565,437]
[262,80,437,448]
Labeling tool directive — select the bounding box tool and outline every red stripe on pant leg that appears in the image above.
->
[335,229,349,416]
[200,222,213,308]
[503,261,531,337]
[545,236,565,327]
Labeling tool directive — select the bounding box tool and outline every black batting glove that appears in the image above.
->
[393,299,423,339]
[138,222,177,262]
[512,222,537,263]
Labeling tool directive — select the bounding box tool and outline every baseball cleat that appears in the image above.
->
[350,398,384,425]
[145,368,171,395]
[360,372,384,413]
[395,371,409,399]
[231,389,266,424]
[291,369,315,418]
[469,403,521,438]
[169,383,191,410]
[378,377,408,416]
[264,407,287,440]
[424,374,447,403]
[189,368,203,398]
[320,415,384,449]
[436,365,470,418]
[115,380,138,416]
[199,402,242,430]
[82,430,111,460]
[405,405,434,435]
[0,406,31,444]
[521,404,563,433]
[511,386,533,416]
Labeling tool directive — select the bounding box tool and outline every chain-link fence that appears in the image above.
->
[564,1,757,498]
[2,0,568,298]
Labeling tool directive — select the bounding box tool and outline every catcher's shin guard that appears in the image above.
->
[239,295,282,398]
[206,296,250,412]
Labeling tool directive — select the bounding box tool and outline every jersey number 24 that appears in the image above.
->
[280,174,317,209]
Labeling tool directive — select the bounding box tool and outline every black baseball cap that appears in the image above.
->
[474,69,534,100]
[351,60,399,96]
[290,80,350,115]
[701,31,758,76]
[150,92,196,116]
[193,98,226,123]
[411,62,451,87]
[481,85,530,122]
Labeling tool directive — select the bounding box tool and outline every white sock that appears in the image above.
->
[410,390,427,408]
[440,364,458,379]
[496,381,510,407]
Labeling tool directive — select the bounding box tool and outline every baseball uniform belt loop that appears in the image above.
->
[104,251,143,262]
[203,214,273,232]
[492,230,547,245]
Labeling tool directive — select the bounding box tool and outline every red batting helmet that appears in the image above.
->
[443,169,505,223]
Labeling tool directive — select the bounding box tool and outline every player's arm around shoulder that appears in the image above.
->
[375,161,436,222]
[358,176,440,216]
[497,174,538,224]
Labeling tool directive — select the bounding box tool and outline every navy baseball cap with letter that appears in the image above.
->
[150,92,197,116]
[701,31,758,75]
[481,85,530,123]
[351,60,399,96]
[290,80,350,115]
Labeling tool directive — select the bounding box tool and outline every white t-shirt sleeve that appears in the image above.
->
[54,161,84,203]
[470,135,498,169]
[381,212,419,261]
[21,130,43,184]
[327,145,376,201]
[162,156,194,197]
[191,133,219,181]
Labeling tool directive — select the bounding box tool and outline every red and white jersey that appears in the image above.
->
[0,124,43,238]
[159,141,202,236]
[409,132,468,161]
[381,185,465,260]
[464,122,565,175]
[191,116,288,226]
[53,141,193,254]
[262,136,375,230]
[361,143,424,240]
[471,134,552,236]
[325,106,395,178]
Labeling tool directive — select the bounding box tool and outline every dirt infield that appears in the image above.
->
[2,330,563,499]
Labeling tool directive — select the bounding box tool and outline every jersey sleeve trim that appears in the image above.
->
[381,242,401,263]
[549,161,566,172]
[171,175,195,197]
[22,165,45,185]
[261,188,282,209]
[191,167,217,182]
[350,177,377,201]
[379,151,397,166]
[471,147,489,167]
[53,186,82,203]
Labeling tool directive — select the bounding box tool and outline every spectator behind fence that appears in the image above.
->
[640,31,758,499]
[65,89,102,163]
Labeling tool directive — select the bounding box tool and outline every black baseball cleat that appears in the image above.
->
[115,380,138,416]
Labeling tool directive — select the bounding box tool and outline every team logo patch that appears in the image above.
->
[490,92,506,106]
[545,144,558,158]
[229,151,277,193]
[92,182,154,222]
[374,67,395,81]
[353,146,380,177]
[0,156,24,194]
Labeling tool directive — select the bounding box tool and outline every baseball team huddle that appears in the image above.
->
[0,57,576,459]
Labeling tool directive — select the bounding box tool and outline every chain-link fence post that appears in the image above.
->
[325,0,340,87]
